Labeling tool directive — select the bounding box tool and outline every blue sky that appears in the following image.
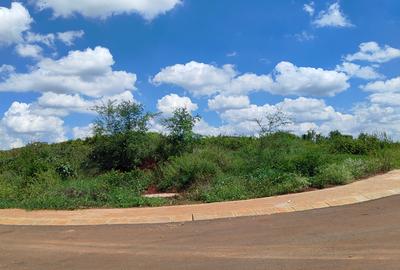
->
[1,0,400,149]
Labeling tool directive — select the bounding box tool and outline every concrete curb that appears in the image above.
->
[1,170,399,226]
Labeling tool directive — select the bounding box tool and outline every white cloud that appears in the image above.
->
[0,3,32,46]
[24,32,55,47]
[271,61,349,96]
[278,97,339,122]
[0,46,137,97]
[152,61,238,96]
[362,76,400,93]
[37,92,92,113]
[15,43,43,59]
[368,93,400,106]
[208,95,250,111]
[73,124,94,140]
[153,61,349,97]
[345,42,400,63]
[34,0,182,20]
[57,30,85,46]
[24,30,84,47]
[157,94,198,115]
[0,89,136,149]
[313,2,353,28]
[303,2,315,16]
[335,62,383,80]
[0,101,66,149]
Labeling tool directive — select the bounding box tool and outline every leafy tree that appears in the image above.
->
[90,100,157,171]
[93,100,155,135]
[162,108,201,155]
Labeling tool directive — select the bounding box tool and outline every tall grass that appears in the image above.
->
[0,132,398,209]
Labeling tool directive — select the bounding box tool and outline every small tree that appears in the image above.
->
[93,100,154,135]
[255,107,292,137]
[90,100,156,171]
[162,108,201,155]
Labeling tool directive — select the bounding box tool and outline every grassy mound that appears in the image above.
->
[1,131,398,210]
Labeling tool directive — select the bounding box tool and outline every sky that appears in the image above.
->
[1,0,400,149]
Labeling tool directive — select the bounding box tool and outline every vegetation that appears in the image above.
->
[0,102,399,210]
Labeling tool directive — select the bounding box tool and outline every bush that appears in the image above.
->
[56,163,76,180]
[292,149,326,177]
[90,132,161,171]
[98,170,152,194]
[311,164,351,188]
[157,150,220,191]
[200,169,309,203]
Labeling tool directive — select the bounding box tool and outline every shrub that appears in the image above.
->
[200,169,309,203]
[90,132,160,171]
[157,151,220,191]
[98,170,152,194]
[56,163,76,180]
[312,162,353,188]
[292,149,326,177]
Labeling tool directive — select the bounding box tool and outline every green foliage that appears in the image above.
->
[90,101,160,172]
[162,108,201,155]
[0,128,399,210]
[157,149,220,191]
[56,163,76,180]
[93,100,155,135]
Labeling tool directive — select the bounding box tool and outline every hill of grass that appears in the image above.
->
[1,130,398,210]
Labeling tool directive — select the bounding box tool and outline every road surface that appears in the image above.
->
[1,195,400,270]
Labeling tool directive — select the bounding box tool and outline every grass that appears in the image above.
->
[0,132,399,210]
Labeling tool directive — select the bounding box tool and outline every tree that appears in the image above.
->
[93,100,155,136]
[162,108,201,154]
[255,107,292,137]
[90,100,157,171]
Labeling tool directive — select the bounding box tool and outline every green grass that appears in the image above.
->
[0,132,398,210]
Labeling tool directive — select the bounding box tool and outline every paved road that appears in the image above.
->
[1,195,400,270]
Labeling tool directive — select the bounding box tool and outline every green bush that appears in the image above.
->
[292,149,326,177]
[200,169,309,203]
[157,150,220,191]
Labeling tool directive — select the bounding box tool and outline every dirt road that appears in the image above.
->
[1,195,400,270]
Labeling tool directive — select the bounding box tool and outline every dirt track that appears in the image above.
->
[1,195,400,270]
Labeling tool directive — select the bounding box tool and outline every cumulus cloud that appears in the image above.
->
[157,94,198,115]
[34,0,182,20]
[202,95,400,139]
[73,124,94,140]
[15,43,43,59]
[208,95,250,111]
[271,61,349,96]
[152,61,349,97]
[335,62,383,80]
[0,101,66,149]
[313,2,353,28]
[193,97,354,137]
[0,46,137,97]
[0,89,135,149]
[362,76,400,93]
[368,93,400,106]
[345,42,400,63]
[0,3,32,46]
[152,61,239,96]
